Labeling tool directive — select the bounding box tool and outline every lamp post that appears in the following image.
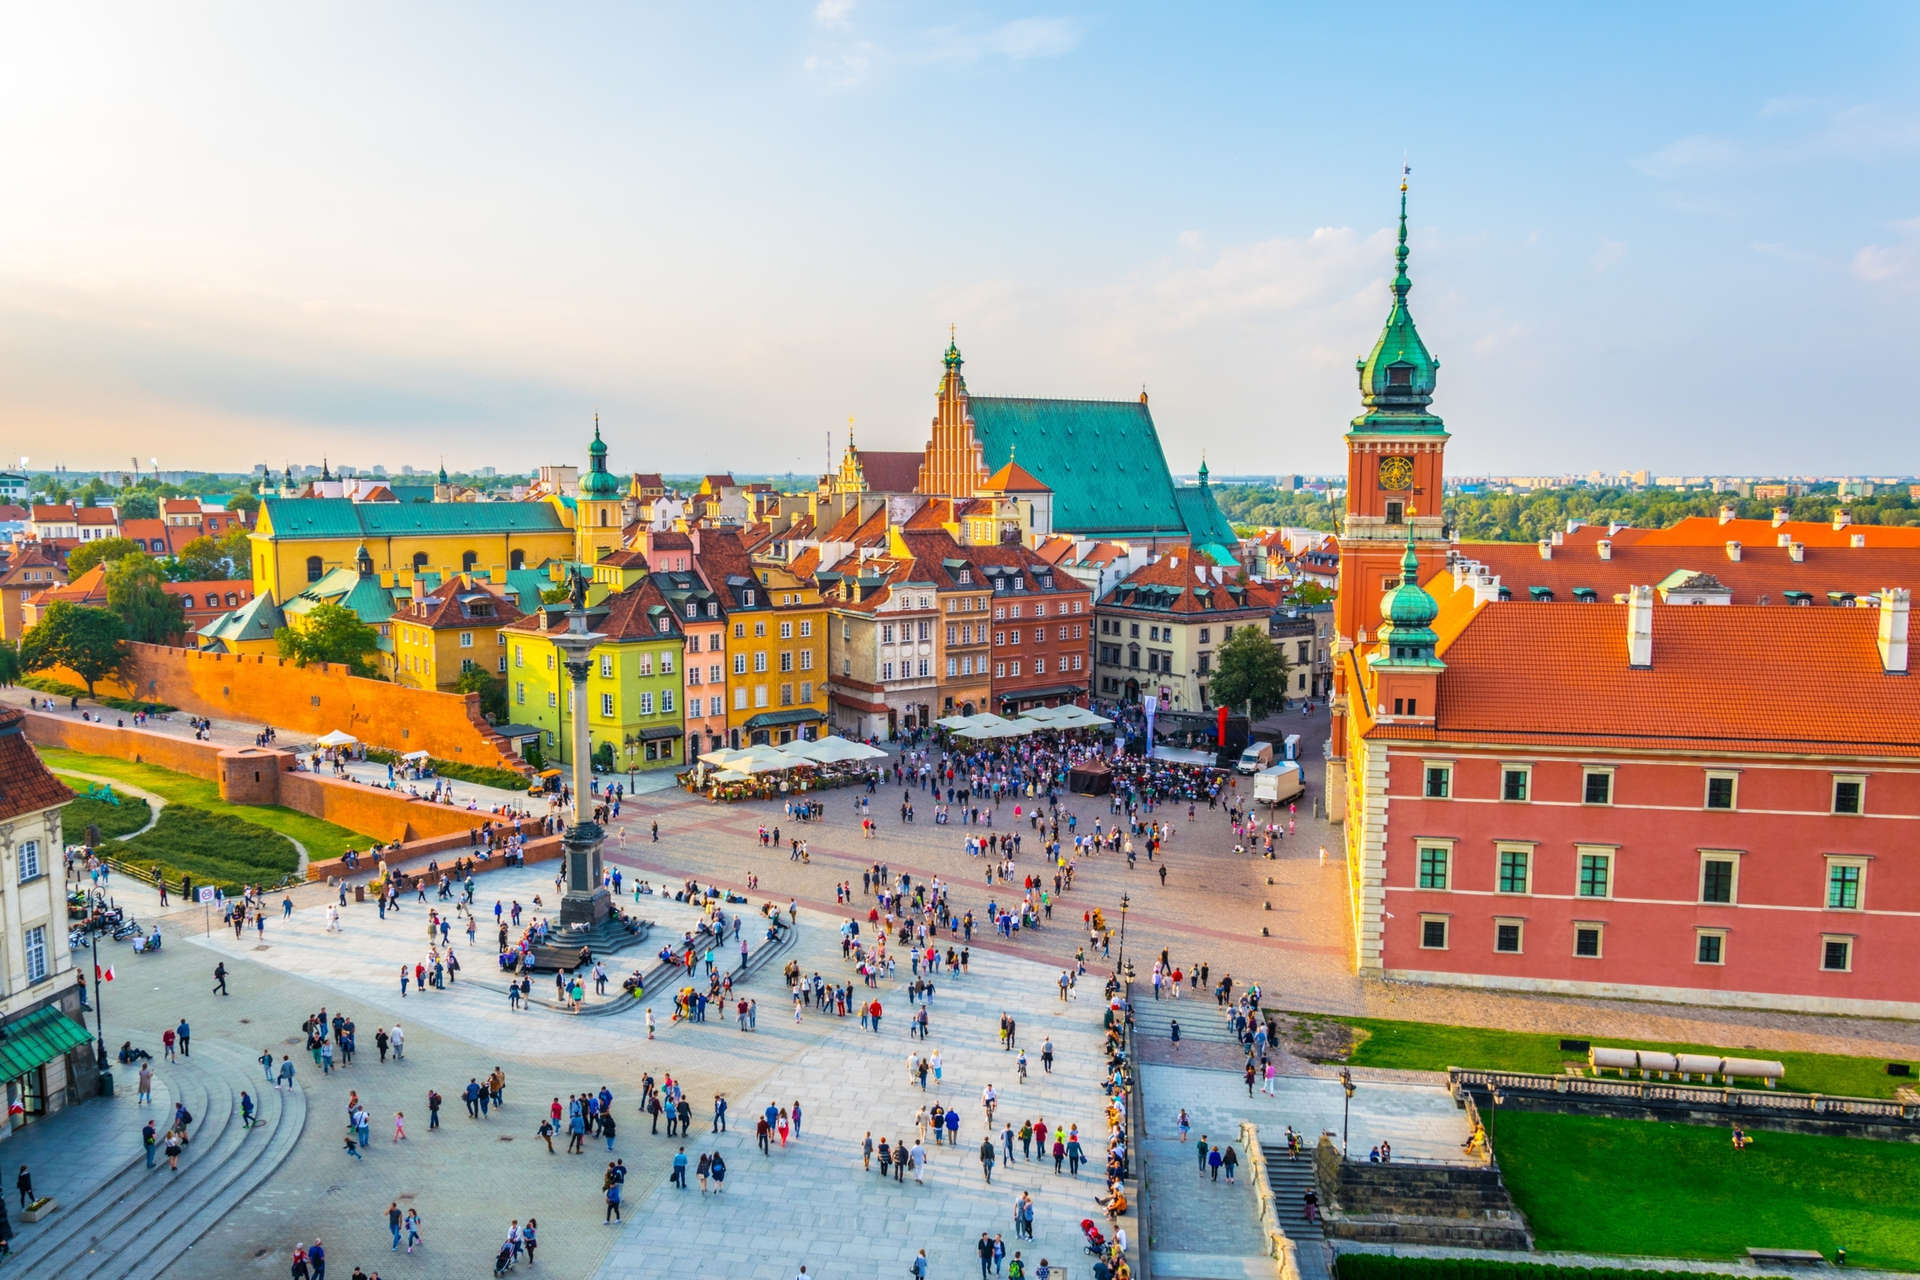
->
[87,924,109,1077]
[1340,1067,1355,1158]
[1117,892,1130,973]
[623,734,638,790]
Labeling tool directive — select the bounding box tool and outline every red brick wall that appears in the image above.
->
[24,712,225,780]
[43,642,525,771]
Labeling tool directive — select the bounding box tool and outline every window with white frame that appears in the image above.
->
[18,839,40,882]
[23,925,46,984]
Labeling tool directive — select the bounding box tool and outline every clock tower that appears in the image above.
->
[1330,174,1450,767]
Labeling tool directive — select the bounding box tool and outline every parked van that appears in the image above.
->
[1282,734,1302,762]
[1236,741,1275,774]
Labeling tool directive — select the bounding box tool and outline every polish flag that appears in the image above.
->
[103,966,115,982]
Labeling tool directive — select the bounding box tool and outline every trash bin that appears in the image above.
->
[354,885,366,904]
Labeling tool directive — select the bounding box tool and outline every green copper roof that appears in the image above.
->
[1374,528,1442,664]
[261,498,566,540]
[581,418,621,499]
[1351,180,1445,435]
[285,565,399,624]
[198,591,286,645]
[1173,484,1239,554]
[969,398,1192,537]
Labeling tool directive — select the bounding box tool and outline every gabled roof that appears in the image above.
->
[260,498,565,540]
[199,591,286,646]
[632,473,666,490]
[980,457,1051,493]
[1448,540,1920,607]
[396,580,525,630]
[853,449,925,493]
[1101,549,1276,616]
[162,498,201,515]
[31,504,75,522]
[75,506,117,524]
[0,709,73,820]
[967,397,1187,535]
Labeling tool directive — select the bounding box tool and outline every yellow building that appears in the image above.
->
[694,528,828,746]
[386,577,525,691]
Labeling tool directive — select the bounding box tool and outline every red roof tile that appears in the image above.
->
[0,709,73,820]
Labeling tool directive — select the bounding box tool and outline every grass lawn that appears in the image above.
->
[35,746,370,862]
[53,773,153,841]
[1283,1011,1913,1099]
[1490,1110,1920,1269]
[104,807,301,893]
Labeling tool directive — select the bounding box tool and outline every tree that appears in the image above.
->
[226,493,260,517]
[19,602,127,698]
[66,536,142,576]
[539,583,571,604]
[276,602,382,677]
[105,554,189,644]
[164,535,230,583]
[216,524,253,573]
[0,640,18,687]
[1208,626,1293,720]
[117,491,159,520]
[454,666,509,723]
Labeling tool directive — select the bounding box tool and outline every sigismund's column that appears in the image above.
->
[552,600,611,931]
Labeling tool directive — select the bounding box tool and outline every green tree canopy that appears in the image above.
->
[66,536,143,577]
[0,639,19,687]
[453,666,509,723]
[105,554,189,644]
[163,535,231,582]
[19,602,127,698]
[226,493,260,517]
[116,491,159,520]
[276,602,382,677]
[1208,626,1293,720]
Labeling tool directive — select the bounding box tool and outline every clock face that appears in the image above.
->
[1378,455,1415,492]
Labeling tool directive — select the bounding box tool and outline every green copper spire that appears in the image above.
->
[944,322,962,370]
[1197,453,1210,488]
[1351,169,1445,435]
[581,412,621,498]
[1373,519,1443,666]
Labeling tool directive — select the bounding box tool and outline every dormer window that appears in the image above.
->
[1388,364,1412,388]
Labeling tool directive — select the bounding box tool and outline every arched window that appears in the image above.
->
[509,549,525,571]
[599,509,609,527]
[306,555,324,583]
[412,552,429,573]
[462,550,478,573]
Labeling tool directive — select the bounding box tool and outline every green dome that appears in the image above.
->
[1351,180,1445,435]
[1378,529,1438,630]
[581,419,621,499]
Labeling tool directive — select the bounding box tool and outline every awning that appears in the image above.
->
[742,709,825,731]
[0,1006,92,1080]
[1003,684,1084,704]
[638,726,684,741]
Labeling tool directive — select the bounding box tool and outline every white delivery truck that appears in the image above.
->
[1254,760,1305,806]
[1236,741,1275,774]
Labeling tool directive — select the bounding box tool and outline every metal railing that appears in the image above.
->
[1450,1066,1919,1121]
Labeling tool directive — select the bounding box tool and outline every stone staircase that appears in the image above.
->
[1261,1144,1327,1251]
[529,916,652,971]
[8,1043,308,1279]
[575,918,798,1020]
[1130,999,1245,1047]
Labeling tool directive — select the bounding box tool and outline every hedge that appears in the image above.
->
[21,675,177,715]
[362,747,531,792]
[1335,1257,1746,1280]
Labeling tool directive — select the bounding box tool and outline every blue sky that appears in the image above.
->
[2,2,1917,477]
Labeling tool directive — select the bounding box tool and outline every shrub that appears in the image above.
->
[360,747,530,791]
[106,806,300,893]
[61,790,152,842]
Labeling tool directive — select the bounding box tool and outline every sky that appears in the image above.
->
[3,2,1918,479]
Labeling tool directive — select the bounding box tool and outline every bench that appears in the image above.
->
[1747,1247,1826,1267]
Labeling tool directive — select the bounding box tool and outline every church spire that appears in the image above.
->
[1351,166,1444,435]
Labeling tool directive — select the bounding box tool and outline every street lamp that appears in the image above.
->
[1339,1067,1355,1158]
[623,733,638,790]
[87,925,109,1078]
[1117,893,1130,972]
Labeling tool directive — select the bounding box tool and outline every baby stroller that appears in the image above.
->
[493,1240,516,1275]
[1080,1218,1107,1255]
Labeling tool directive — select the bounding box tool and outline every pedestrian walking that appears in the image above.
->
[212,962,228,996]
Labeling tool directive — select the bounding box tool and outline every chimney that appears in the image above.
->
[1777,532,1792,547]
[1788,541,1805,562]
[1879,588,1910,674]
[1537,538,1553,560]
[1718,504,1736,525]
[1597,539,1613,560]
[1608,521,1625,536]
[1772,507,1790,528]
[411,577,425,602]
[1851,532,1867,549]
[1551,530,1566,546]
[1471,572,1503,607]
[1566,519,1582,535]
[1725,540,1742,562]
[1627,584,1654,668]
[1834,507,1852,531]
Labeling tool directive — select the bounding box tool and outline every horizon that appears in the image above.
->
[4,3,1918,476]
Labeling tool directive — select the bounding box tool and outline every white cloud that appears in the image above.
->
[987,17,1087,60]
[1640,103,1920,179]
[1591,238,1626,273]
[1850,217,1920,286]
[1175,229,1206,254]
[812,0,854,26]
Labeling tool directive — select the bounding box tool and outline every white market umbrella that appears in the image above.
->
[316,730,357,747]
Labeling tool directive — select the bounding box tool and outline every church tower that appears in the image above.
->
[1330,174,1451,762]
[575,415,625,567]
[916,328,986,500]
